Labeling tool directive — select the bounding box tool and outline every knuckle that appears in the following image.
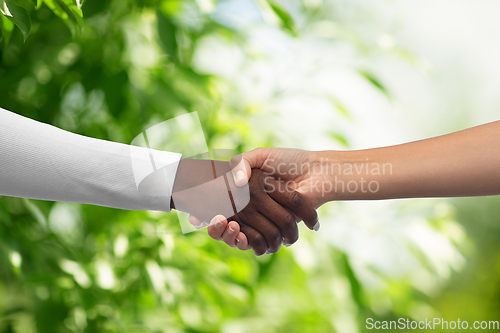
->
[263,175,274,190]
[290,191,304,207]
[282,213,296,229]
[250,234,266,249]
[252,147,265,155]
[235,213,246,224]
[268,230,282,245]
[207,228,222,241]
[249,185,260,197]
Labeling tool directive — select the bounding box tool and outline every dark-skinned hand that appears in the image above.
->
[173,159,318,255]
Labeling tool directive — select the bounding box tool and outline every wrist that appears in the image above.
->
[314,149,390,201]
[171,158,230,212]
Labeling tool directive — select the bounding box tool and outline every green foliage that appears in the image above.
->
[42,0,83,36]
[0,0,477,332]
[1,0,31,41]
[0,0,83,41]
[358,70,388,97]
[268,1,296,36]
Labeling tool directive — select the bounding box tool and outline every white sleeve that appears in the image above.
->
[0,108,182,212]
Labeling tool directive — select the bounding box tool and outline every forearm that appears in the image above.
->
[0,108,181,211]
[318,121,500,201]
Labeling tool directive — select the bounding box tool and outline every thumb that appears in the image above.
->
[229,153,252,187]
[230,148,270,187]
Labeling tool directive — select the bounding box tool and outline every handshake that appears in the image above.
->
[2,108,496,256]
[171,148,327,256]
[170,121,500,255]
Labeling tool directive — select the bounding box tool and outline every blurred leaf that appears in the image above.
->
[159,0,183,16]
[1,0,31,41]
[60,0,83,24]
[268,1,296,36]
[328,132,349,147]
[23,199,48,229]
[43,0,83,36]
[157,9,178,64]
[28,0,42,7]
[43,0,70,24]
[0,12,14,44]
[359,70,389,97]
[341,253,364,306]
[81,0,107,17]
[328,96,351,118]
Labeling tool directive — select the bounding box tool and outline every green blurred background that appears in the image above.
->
[1,0,500,332]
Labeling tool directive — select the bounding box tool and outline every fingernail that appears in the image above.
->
[283,242,291,247]
[236,238,240,243]
[228,226,235,235]
[313,220,320,232]
[214,218,223,229]
[234,170,245,184]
